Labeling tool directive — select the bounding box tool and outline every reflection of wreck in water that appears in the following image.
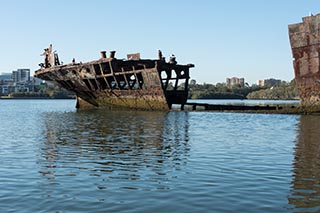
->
[288,116,320,211]
[38,110,190,188]
[34,45,194,110]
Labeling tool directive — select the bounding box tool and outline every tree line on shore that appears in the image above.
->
[3,83,75,99]
[188,79,298,100]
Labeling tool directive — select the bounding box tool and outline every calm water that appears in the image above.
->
[187,99,300,105]
[0,99,319,212]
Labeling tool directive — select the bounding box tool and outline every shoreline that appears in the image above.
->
[2,98,317,114]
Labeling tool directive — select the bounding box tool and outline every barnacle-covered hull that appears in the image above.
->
[34,46,194,110]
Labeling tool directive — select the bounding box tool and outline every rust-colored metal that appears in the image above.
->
[34,45,194,110]
[289,13,320,109]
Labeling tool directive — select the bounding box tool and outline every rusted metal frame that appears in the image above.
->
[98,63,111,89]
[173,68,179,91]
[73,77,91,93]
[164,68,171,90]
[156,64,166,90]
[131,66,141,89]
[184,68,190,93]
[176,68,189,92]
[79,68,95,91]
[161,64,177,91]
[158,70,167,90]
[98,68,141,90]
[116,74,126,90]
[57,80,73,91]
[87,75,102,91]
[121,67,130,90]
[70,77,89,93]
[88,66,103,91]
[141,65,150,89]
[126,73,135,89]
[55,70,78,90]
[109,61,120,89]
[159,70,167,90]
[132,64,154,110]
[92,78,102,91]
[83,78,95,91]
[97,69,143,77]
[89,78,100,91]
[34,67,53,75]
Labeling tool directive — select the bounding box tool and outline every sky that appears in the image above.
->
[0,0,318,85]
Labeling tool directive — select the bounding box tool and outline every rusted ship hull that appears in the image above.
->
[34,46,194,110]
[289,13,320,110]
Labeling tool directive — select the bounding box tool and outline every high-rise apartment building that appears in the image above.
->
[256,78,281,87]
[226,77,245,88]
[12,69,30,83]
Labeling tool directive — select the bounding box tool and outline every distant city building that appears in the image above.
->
[12,69,30,83]
[257,78,281,87]
[226,78,231,87]
[0,73,14,92]
[0,69,34,95]
[257,80,264,87]
[226,77,245,88]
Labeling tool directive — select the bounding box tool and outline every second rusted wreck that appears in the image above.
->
[289,13,320,112]
[34,45,194,110]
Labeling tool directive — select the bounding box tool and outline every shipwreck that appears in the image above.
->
[289,13,320,111]
[34,45,194,110]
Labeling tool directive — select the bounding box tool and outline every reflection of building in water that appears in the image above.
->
[288,116,320,211]
[38,110,190,189]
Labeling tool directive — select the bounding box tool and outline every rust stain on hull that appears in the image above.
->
[34,45,194,110]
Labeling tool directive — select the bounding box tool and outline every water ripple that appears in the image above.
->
[2,100,320,212]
